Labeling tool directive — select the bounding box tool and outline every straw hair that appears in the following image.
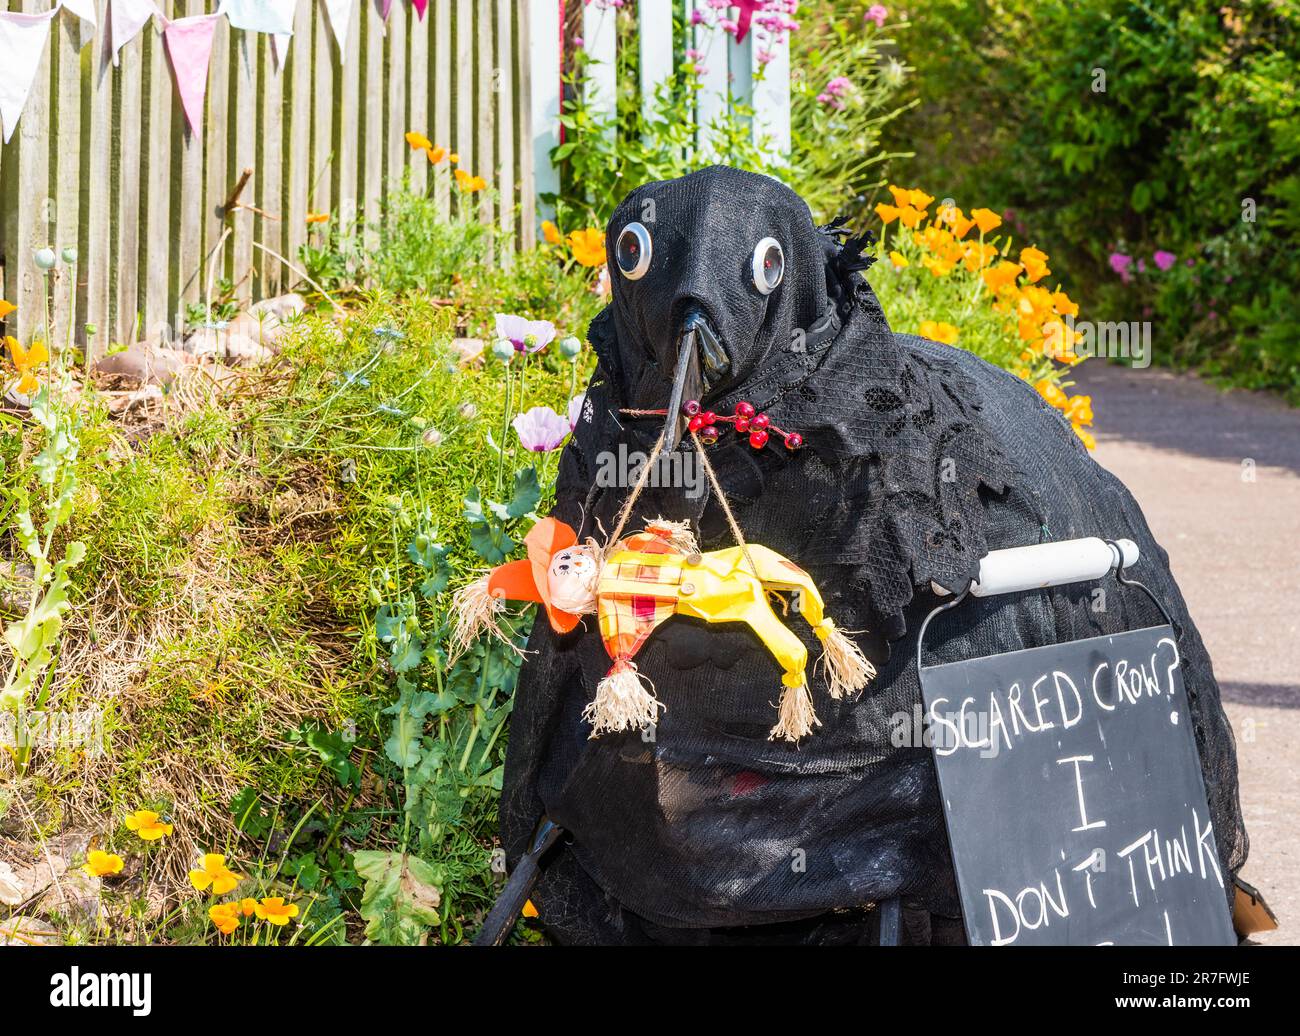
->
[448,572,510,662]
[769,677,820,743]
[583,660,664,737]
[814,619,875,699]
[646,517,699,555]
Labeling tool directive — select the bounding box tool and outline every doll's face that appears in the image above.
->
[546,546,600,615]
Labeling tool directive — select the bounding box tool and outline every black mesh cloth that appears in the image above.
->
[497,167,1247,945]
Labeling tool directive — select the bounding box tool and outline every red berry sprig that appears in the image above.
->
[681,399,804,451]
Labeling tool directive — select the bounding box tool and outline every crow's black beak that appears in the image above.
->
[662,308,729,452]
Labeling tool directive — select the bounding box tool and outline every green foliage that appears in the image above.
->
[885,0,1300,397]
[368,185,496,298]
[788,2,914,221]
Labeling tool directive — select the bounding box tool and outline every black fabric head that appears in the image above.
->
[598,166,840,409]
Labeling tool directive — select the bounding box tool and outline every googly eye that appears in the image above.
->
[615,222,653,280]
[752,237,784,294]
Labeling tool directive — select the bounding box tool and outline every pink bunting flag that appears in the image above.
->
[0,9,58,145]
[163,14,221,136]
[412,0,428,20]
[381,0,393,20]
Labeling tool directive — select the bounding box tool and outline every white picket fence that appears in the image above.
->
[0,0,790,353]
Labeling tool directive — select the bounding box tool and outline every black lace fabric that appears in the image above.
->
[496,167,1247,944]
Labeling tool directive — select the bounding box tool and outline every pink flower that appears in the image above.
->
[825,76,853,97]
[1136,258,1146,273]
[1153,250,1176,271]
[512,406,571,452]
[567,393,586,430]
[865,4,888,27]
[494,313,556,354]
[1108,252,1133,283]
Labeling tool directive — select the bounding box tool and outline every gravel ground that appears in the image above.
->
[1072,360,1300,945]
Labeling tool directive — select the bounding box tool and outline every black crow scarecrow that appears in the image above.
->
[488,166,1247,945]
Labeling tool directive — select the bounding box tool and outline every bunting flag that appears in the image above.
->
[0,9,59,145]
[162,13,220,136]
[412,0,428,20]
[381,0,393,20]
[323,0,354,57]
[61,0,98,48]
[110,0,161,67]
[218,0,295,37]
[272,31,292,68]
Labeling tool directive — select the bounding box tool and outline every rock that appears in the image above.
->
[183,328,224,360]
[222,332,275,367]
[0,916,59,946]
[37,868,106,928]
[452,338,485,367]
[93,342,196,387]
[0,854,68,906]
[251,292,307,322]
[0,860,22,906]
[226,312,285,350]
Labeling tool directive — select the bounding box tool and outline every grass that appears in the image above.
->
[2,264,599,942]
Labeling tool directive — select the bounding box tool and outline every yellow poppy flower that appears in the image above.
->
[888,250,908,268]
[426,145,447,164]
[405,130,433,151]
[83,850,125,878]
[1035,378,1068,409]
[874,202,900,225]
[124,809,173,841]
[238,897,258,916]
[971,208,1002,235]
[459,174,487,193]
[567,228,606,268]
[1073,425,1096,450]
[981,261,1023,293]
[449,152,460,164]
[254,896,300,926]
[887,184,912,208]
[906,188,934,210]
[306,211,330,225]
[189,853,244,896]
[921,254,954,278]
[938,205,975,238]
[542,220,562,246]
[896,205,925,229]
[919,320,960,345]
[1019,246,1051,283]
[209,902,241,935]
[7,336,48,395]
[0,299,15,320]
[1051,290,1079,317]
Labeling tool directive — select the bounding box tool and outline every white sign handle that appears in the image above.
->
[934,537,1139,599]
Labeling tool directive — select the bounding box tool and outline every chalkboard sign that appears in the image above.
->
[920,623,1236,946]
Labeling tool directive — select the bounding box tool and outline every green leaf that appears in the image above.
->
[506,466,541,519]
[230,787,272,839]
[352,851,444,945]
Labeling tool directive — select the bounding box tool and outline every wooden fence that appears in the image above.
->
[0,0,790,356]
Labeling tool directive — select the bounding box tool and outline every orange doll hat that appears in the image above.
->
[449,518,597,660]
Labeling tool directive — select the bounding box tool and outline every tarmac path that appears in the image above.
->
[1071,360,1300,945]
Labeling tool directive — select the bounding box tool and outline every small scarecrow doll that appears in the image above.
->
[452,516,873,741]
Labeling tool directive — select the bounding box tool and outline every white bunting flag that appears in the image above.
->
[218,0,296,37]
[322,0,354,59]
[110,0,162,67]
[60,0,99,48]
[0,9,59,145]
